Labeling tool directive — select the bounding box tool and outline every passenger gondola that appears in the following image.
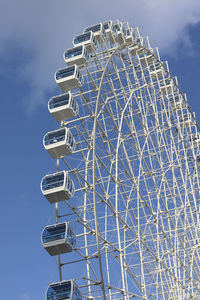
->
[43,127,76,159]
[128,37,144,56]
[149,62,164,78]
[159,78,174,95]
[84,23,106,43]
[73,31,97,52]
[138,51,155,67]
[179,113,193,127]
[122,22,135,45]
[124,27,135,45]
[48,92,79,122]
[55,65,83,92]
[41,171,74,203]
[63,45,89,67]
[188,133,200,147]
[169,95,184,110]
[42,222,76,256]
[112,20,126,45]
[103,20,115,44]
[46,280,82,300]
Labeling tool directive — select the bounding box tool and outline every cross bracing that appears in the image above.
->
[42,20,200,299]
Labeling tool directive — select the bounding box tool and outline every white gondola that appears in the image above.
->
[73,31,97,52]
[63,45,89,67]
[41,171,74,204]
[179,113,193,127]
[149,62,164,78]
[48,92,79,122]
[41,222,76,256]
[112,20,126,45]
[43,127,76,159]
[188,133,200,147]
[122,22,135,45]
[124,27,135,45]
[103,20,115,44]
[128,37,144,56]
[169,95,184,110]
[46,280,82,300]
[84,23,106,43]
[138,51,155,67]
[55,65,83,92]
[159,78,174,95]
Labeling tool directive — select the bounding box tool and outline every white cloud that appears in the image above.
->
[1,0,200,113]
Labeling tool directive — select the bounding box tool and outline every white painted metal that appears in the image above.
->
[159,77,175,95]
[188,133,200,147]
[41,222,76,256]
[123,22,135,45]
[46,280,81,300]
[84,23,106,44]
[41,171,74,203]
[48,92,78,122]
[103,20,115,44]
[169,94,184,110]
[138,50,155,66]
[43,19,200,300]
[43,127,76,159]
[73,31,97,52]
[128,37,144,56]
[179,112,194,127]
[149,62,165,78]
[63,45,89,67]
[112,20,126,45]
[55,65,83,92]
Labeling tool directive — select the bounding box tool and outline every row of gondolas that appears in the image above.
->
[40,20,142,300]
[40,20,200,300]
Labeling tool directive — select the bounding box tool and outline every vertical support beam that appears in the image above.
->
[56,158,62,282]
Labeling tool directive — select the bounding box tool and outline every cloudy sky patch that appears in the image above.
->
[1,0,200,112]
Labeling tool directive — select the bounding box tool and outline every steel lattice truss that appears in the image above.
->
[44,21,200,299]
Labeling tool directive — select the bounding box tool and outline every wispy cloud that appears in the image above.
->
[1,0,200,113]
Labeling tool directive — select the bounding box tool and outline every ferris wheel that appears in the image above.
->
[40,20,200,299]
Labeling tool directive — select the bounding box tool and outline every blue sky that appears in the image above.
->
[1,0,200,299]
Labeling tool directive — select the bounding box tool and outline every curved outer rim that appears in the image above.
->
[91,35,198,298]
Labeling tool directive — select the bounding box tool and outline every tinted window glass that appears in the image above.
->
[49,94,70,109]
